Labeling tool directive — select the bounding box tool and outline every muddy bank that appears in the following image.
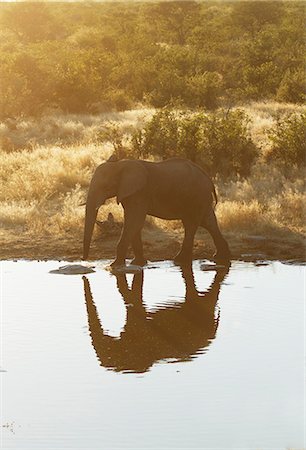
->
[1,226,305,262]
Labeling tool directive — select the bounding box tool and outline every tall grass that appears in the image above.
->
[217,164,305,234]
[0,108,154,151]
[241,101,306,153]
[1,145,304,239]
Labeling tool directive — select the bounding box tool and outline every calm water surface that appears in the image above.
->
[1,260,305,449]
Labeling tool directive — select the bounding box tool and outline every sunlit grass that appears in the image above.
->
[1,146,304,237]
[0,108,154,151]
[1,102,304,153]
[240,101,306,151]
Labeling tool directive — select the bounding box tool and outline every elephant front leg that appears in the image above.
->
[111,207,146,267]
[174,220,198,265]
[111,231,129,267]
[131,232,147,266]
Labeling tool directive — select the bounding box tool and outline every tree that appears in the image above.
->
[231,1,284,34]
[277,68,305,104]
[147,1,200,45]
[1,3,61,42]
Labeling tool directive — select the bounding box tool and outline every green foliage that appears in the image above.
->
[0,2,304,118]
[0,3,61,42]
[231,2,284,33]
[132,109,179,158]
[266,113,306,167]
[147,1,201,45]
[187,72,223,109]
[96,122,125,153]
[131,108,257,177]
[276,69,306,104]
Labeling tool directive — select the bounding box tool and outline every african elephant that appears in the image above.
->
[83,157,230,265]
[82,264,229,373]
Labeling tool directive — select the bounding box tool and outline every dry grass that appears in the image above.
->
[0,102,305,260]
[216,164,305,234]
[1,102,303,153]
[0,108,154,151]
[240,101,306,152]
[1,143,112,234]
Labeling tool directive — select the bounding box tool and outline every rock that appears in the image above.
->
[49,264,95,275]
[254,261,270,267]
[108,264,144,274]
[281,259,306,266]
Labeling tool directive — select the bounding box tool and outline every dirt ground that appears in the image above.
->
[1,224,305,263]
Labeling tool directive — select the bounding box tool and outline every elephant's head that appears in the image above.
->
[83,159,147,260]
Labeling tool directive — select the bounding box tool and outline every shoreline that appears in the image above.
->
[1,229,305,263]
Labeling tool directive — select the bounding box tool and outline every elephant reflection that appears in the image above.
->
[83,265,229,373]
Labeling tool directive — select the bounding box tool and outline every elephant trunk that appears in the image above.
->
[83,194,98,260]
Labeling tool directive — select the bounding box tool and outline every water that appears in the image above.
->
[1,260,305,449]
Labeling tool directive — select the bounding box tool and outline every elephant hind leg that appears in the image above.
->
[201,209,231,262]
[174,219,199,265]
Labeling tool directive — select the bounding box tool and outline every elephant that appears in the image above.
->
[83,157,230,265]
[82,264,229,373]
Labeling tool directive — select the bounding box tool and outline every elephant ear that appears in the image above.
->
[117,161,147,204]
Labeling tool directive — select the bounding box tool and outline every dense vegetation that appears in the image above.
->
[0,1,305,118]
[130,109,258,177]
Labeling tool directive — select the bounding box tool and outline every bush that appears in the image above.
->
[105,89,133,112]
[186,72,223,109]
[147,71,186,108]
[276,69,306,104]
[131,108,257,177]
[266,113,306,167]
[131,109,179,158]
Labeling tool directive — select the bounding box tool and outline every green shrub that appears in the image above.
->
[147,71,186,108]
[186,72,223,109]
[131,108,257,177]
[105,89,133,112]
[266,113,306,166]
[131,109,179,158]
[197,109,257,177]
[276,69,306,104]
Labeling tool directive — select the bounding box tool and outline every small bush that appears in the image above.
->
[265,113,306,167]
[131,109,179,159]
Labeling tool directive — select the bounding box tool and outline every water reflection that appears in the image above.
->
[83,264,229,373]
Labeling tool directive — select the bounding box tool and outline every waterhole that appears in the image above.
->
[1,260,304,449]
